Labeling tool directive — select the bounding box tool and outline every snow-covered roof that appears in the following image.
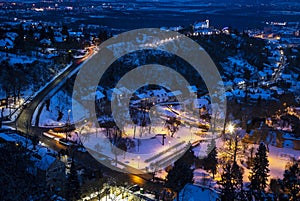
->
[187,85,197,93]
[40,38,52,45]
[194,20,209,29]
[223,81,233,87]
[194,98,209,109]
[6,32,18,41]
[54,36,64,43]
[10,134,32,146]
[36,146,57,157]
[118,86,132,95]
[34,33,40,39]
[153,89,167,97]
[167,90,182,97]
[136,93,147,99]
[258,71,267,78]
[270,86,285,95]
[281,74,292,80]
[35,154,56,171]
[233,78,245,85]
[69,31,83,37]
[232,89,246,98]
[0,38,13,48]
[0,133,17,142]
[109,88,122,95]
[96,91,105,100]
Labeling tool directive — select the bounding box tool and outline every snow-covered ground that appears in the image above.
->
[39,90,73,127]
[38,89,88,127]
[0,52,49,66]
[79,119,219,176]
[192,130,300,190]
[1,59,73,123]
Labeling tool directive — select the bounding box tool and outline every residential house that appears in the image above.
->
[31,146,65,191]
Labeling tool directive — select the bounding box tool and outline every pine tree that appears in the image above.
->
[65,158,81,201]
[166,159,193,200]
[219,162,244,201]
[281,162,300,201]
[231,162,244,199]
[249,143,270,198]
[220,164,235,201]
[180,147,195,167]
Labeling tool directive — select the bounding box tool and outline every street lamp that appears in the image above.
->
[67,109,71,124]
[227,123,239,163]
[227,123,235,134]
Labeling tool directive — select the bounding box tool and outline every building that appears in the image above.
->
[0,132,65,191]
[31,149,66,191]
[175,184,219,201]
[194,20,210,29]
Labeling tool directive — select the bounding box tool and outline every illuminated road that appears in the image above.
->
[4,47,95,134]
[2,46,162,191]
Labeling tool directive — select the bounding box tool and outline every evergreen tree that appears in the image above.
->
[219,162,244,201]
[231,162,244,199]
[166,159,193,200]
[249,143,270,198]
[66,158,81,201]
[220,164,235,201]
[180,147,195,167]
[280,162,300,201]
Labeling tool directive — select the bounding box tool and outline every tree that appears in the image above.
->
[165,116,181,137]
[248,143,270,198]
[219,162,244,201]
[65,158,81,201]
[0,142,51,200]
[219,164,235,201]
[166,159,193,200]
[231,162,244,199]
[180,146,195,166]
[280,161,300,201]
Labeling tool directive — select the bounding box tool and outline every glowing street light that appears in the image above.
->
[227,123,235,134]
[67,109,71,124]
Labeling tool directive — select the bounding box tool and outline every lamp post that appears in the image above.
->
[227,123,238,163]
[138,156,141,168]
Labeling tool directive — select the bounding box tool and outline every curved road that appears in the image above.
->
[5,47,95,134]
[2,47,161,190]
